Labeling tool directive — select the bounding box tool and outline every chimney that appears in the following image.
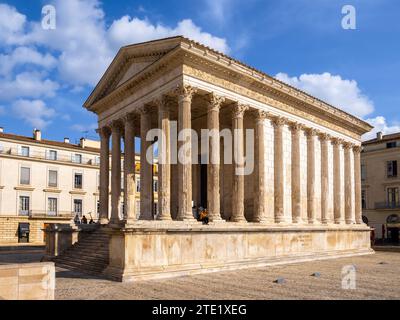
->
[64,137,70,144]
[80,137,86,148]
[377,132,383,140]
[0,127,3,133]
[33,129,41,141]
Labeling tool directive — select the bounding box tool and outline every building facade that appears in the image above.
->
[361,131,400,241]
[0,128,158,244]
[82,37,373,282]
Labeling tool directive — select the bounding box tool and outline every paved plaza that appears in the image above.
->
[1,249,399,299]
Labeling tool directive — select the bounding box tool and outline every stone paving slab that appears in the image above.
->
[55,252,400,300]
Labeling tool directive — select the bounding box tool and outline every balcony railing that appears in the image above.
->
[27,210,75,219]
[0,147,99,166]
[375,202,400,209]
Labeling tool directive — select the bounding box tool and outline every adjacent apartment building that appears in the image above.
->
[361,131,400,241]
[0,127,158,244]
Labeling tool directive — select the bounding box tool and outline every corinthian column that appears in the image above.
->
[290,122,303,224]
[254,110,272,223]
[231,102,248,222]
[273,116,286,223]
[139,106,153,220]
[98,126,110,224]
[123,114,137,225]
[157,97,172,220]
[319,133,330,224]
[333,138,344,224]
[344,142,354,224]
[110,121,122,224]
[353,146,363,224]
[206,93,224,222]
[306,128,318,224]
[176,85,196,221]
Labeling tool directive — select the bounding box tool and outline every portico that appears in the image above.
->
[84,36,373,282]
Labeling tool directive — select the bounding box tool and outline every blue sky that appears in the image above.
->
[0,0,399,142]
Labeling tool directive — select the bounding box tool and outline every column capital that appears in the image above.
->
[318,132,331,142]
[253,109,269,121]
[174,84,197,102]
[137,105,152,115]
[97,126,111,138]
[289,121,305,133]
[272,116,288,128]
[343,141,355,150]
[232,102,249,119]
[305,127,319,137]
[331,137,344,146]
[205,92,225,112]
[353,145,362,153]
[110,120,124,134]
[122,112,136,124]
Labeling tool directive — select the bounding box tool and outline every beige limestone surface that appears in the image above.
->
[55,251,400,300]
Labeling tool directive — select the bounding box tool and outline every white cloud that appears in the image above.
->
[276,72,400,140]
[363,116,400,141]
[0,46,57,76]
[275,72,374,118]
[12,99,56,128]
[0,71,59,101]
[108,17,229,54]
[3,0,228,87]
[0,3,27,45]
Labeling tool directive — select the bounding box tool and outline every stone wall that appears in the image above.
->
[0,262,55,300]
[104,223,372,282]
[0,216,70,244]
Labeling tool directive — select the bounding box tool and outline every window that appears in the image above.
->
[73,199,83,216]
[153,180,158,192]
[387,161,398,178]
[20,167,30,185]
[95,156,100,165]
[387,142,397,149]
[136,179,140,192]
[48,198,58,216]
[47,150,57,160]
[387,187,399,206]
[20,146,29,157]
[74,173,82,189]
[97,200,100,216]
[19,196,30,216]
[361,164,366,181]
[153,202,158,216]
[361,190,367,209]
[72,154,82,164]
[48,170,58,188]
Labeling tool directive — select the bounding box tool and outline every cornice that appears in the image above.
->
[84,37,372,139]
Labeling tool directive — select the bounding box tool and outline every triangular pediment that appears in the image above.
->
[84,36,185,108]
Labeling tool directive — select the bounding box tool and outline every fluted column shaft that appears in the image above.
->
[354,146,363,224]
[124,115,136,224]
[344,143,354,224]
[99,127,110,224]
[306,129,317,224]
[333,139,344,224]
[139,108,153,220]
[231,103,247,222]
[254,110,272,223]
[320,134,330,224]
[157,98,172,220]
[110,122,122,224]
[206,94,224,222]
[290,123,302,223]
[177,85,196,221]
[273,117,286,223]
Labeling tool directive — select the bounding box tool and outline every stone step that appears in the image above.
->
[55,257,108,269]
[56,261,106,274]
[61,249,108,258]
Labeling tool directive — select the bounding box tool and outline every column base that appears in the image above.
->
[99,217,109,225]
[157,215,172,221]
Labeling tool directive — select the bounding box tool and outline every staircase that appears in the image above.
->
[54,227,110,276]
